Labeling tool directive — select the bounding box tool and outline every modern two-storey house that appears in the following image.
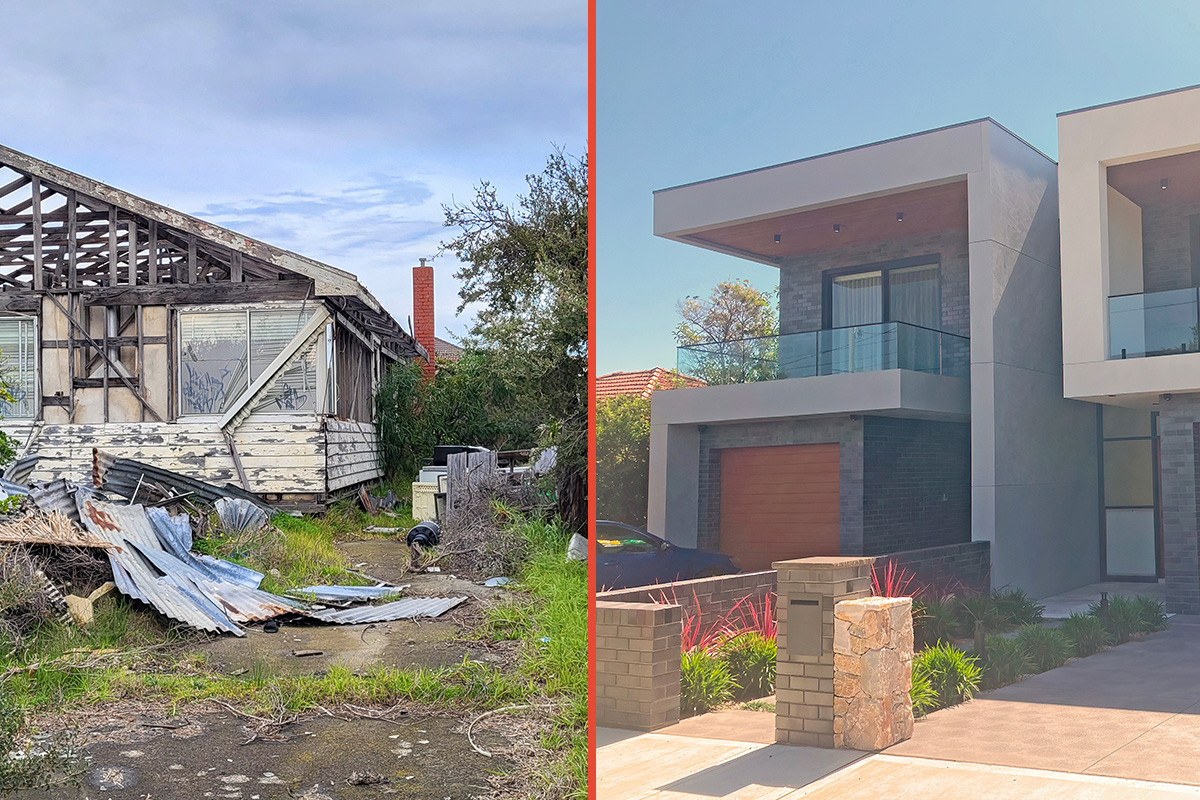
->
[1059,84,1200,613]
[647,119,1101,600]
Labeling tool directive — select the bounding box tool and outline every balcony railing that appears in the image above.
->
[1109,288,1200,359]
[677,322,970,387]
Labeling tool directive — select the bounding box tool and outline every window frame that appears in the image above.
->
[175,301,328,418]
[0,314,38,420]
[821,254,942,332]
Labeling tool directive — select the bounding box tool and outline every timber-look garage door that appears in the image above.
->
[718,443,840,572]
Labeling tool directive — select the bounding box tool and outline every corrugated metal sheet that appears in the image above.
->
[288,585,410,603]
[5,453,38,485]
[214,497,268,534]
[306,596,466,624]
[93,449,271,511]
[30,479,92,523]
[142,506,263,589]
[76,494,244,636]
[0,478,29,496]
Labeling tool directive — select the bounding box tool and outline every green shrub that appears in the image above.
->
[914,597,959,647]
[958,594,1009,635]
[981,635,1031,688]
[992,588,1045,627]
[1131,596,1168,634]
[718,632,776,700]
[910,661,938,717]
[1058,613,1111,657]
[1016,625,1072,672]
[1089,595,1142,644]
[912,642,980,709]
[0,694,83,792]
[681,649,738,717]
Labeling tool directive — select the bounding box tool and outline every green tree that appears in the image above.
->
[441,148,588,530]
[596,395,651,526]
[675,279,779,385]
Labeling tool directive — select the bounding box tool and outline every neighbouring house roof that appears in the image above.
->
[0,142,422,360]
[597,368,706,401]
[434,336,463,361]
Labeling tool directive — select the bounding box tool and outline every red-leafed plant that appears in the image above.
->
[871,560,919,598]
[655,587,778,652]
[723,592,776,641]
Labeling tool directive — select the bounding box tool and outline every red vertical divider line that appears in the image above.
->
[587,0,597,793]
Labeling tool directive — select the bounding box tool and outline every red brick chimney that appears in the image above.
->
[413,258,436,381]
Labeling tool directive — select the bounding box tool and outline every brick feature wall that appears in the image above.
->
[697,416,864,554]
[597,571,776,620]
[877,541,991,592]
[862,417,971,554]
[774,556,873,748]
[596,601,682,731]
[832,597,914,750]
[778,228,970,338]
[412,263,436,381]
[1141,199,1200,293]
[1157,393,1200,614]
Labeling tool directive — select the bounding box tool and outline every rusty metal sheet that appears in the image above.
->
[306,596,466,624]
[76,494,244,635]
[30,479,92,524]
[93,449,271,510]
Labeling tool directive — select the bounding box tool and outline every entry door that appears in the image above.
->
[718,443,841,572]
[1101,406,1161,579]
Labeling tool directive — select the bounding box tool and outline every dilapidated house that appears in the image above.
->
[0,143,425,509]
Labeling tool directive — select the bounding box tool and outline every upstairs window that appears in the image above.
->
[178,307,318,416]
[0,317,36,419]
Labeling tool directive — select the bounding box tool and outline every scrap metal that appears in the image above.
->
[92,449,271,510]
[306,596,466,624]
[288,584,410,603]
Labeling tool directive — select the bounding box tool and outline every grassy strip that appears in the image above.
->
[483,513,587,798]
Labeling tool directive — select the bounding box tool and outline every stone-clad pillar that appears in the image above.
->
[833,596,914,750]
[773,556,873,747]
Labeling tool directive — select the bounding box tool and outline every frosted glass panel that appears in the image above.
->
[1103,439,1154,507]
[1102,405,1152,439]
[1105,508,1156,577]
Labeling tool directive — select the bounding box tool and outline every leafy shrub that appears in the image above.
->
[1059,613,1111,657]
[910,660,938,717]
[981,635,1031,688]
[681,649,738,717]
[1131,596,1168,634]
[914,597,959,648]
[1089,595,1142,644]
[1016,624,1072,672]
[0,695,83,792]
[719,632,776,700]
[958,594,1009,635]
[992,588,1045,627]
[912,642,980,709]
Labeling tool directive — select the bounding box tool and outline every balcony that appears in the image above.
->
[1109,288,1200,359]
[677,321,970,386]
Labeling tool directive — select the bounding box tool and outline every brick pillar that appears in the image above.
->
[833,596,914,750]
[596,601,682,731]
[1158,393,1200,614]
[412,260,436,381]
[773,556,873,747]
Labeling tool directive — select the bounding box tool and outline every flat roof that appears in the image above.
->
[1058,82,1200,117]
[654,117,1054,195]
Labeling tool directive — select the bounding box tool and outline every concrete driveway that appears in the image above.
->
[887,615,1200,784]
[599,617,1200,798]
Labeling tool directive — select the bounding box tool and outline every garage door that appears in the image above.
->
[718,443,840,571]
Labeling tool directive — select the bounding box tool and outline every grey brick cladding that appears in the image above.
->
[861,417,971,555]
[1158,392,1200,613]
[777,227,970,337]
[1142,199,1200,293]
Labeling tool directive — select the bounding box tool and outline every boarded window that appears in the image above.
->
[0,317,36,419]
[179,307,317,416]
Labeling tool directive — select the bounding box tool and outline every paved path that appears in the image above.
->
[887,615,1200,784]
[599,616,1200,798]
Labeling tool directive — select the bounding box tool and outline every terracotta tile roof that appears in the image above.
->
[434,336,463,360]
[596,368,706,401]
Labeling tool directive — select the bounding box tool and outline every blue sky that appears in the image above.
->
[0,1,585,342]
[596,0,1200,374]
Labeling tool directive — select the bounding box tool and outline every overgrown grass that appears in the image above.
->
[482,510,586,799]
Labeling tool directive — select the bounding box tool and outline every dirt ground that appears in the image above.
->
[12,539,538,799]
[20,706,513,799]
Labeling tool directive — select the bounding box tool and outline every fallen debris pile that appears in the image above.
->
[0,478,466,638]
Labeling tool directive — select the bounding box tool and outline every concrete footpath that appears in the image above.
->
[599,616,1200,798]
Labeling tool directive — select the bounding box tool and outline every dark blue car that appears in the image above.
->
[596,520,740,590]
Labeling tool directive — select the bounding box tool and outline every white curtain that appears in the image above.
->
[889,265,939,328]
[831,271,882,327]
